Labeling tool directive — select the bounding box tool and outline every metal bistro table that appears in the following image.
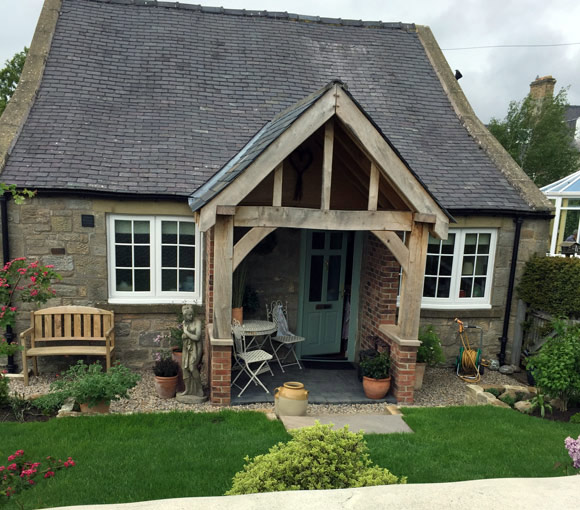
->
[242,320,277,350]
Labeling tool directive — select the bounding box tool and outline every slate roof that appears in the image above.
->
[1,0,533,213]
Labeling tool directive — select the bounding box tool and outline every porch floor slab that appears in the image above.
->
[230,362,396,405]
[280,414,413,434]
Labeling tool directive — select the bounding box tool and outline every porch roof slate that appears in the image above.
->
[1,0,533,213]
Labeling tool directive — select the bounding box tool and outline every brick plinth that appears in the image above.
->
[359,232,418,404]
[210,344,232,405]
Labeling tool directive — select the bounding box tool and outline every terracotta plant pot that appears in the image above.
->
[362,376,391,399]
[232,307,243,324]
[414,362,427,390]
[79,401,110,414]
[154,375,179,399]
[172,349,185,393]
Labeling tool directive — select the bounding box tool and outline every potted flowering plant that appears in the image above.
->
[50,360,140,413]
[152,351,180,399]
[0,258,60,372]
[359,351,391,399]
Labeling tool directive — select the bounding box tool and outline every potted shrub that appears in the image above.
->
[153,353,180,399]
[360,350,391,399]
[416,325,445,390]
[50,360,140,413]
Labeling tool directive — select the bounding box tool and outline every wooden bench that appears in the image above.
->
[20,306,115,386]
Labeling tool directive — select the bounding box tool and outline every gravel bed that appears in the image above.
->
[6,365,522,415]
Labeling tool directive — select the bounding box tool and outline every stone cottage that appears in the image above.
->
[0,0,552,404]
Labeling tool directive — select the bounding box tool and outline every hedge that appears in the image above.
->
[517,255,580,317]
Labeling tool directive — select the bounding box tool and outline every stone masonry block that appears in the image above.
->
[41,255,74,272]
[51,216,73,232]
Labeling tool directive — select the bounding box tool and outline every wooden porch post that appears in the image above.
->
[213,214,234,339]
[398,222,429,339]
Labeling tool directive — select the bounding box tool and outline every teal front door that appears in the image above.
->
[300,231,348,357]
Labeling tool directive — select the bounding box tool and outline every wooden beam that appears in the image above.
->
[234,206,413,231]
[216,205,236,216]
[413,213,436,224]
[368,162,379,211]
[371,230,409,273]
[321,120,334,210]
[335,88,449,239]
[213,215,234,340]
[398,223,429,340]
[272,163,283,207]
[199,85,338,232]
[233,227,277,271]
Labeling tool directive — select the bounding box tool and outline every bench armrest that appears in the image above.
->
[20,327,35,350]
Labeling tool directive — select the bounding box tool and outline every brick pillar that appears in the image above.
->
[358,232,418,404]
[210,345,232,405]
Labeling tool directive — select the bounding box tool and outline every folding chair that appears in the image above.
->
[266,300,305,373]
[231,319,274,397]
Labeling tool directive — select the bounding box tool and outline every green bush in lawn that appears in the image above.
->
[225,422,406,495]
[526,320,580,411]
[570,413,580,424]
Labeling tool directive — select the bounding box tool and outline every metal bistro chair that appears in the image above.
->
[266,300,305,373]
[231,319,274,397]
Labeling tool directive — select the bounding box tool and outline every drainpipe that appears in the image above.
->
[1,195,17,374]
[498,216,523,366]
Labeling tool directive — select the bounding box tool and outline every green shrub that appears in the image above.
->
[525,320,580,411]
[0,374,9,405]
[570,412,580,424]
[32,391,67,415]
[359,351,390,379]
[417,325,446,365]
[225,422,406,495]
[517,255,580,317]
[486,387,501,398]
[499,394,516,408]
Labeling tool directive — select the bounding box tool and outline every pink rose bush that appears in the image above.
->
[0,450,75,500]
[565,435,580,470]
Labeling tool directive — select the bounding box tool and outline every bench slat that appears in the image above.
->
[94,315,102,337]
[54,314,62,337]
[26,346,114,356]
[83,314,91,337]
[36,336,107,342]
[35,315,43,338]
[73,315,82,338]
[64,314,72,337]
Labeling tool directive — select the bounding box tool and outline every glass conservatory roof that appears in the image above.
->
[542,170,580,195]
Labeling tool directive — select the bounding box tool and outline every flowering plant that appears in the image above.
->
[0,338,21,357]
[565,435,580,471]
[152,335,179,377]
[0,449,75,500]
[0,258,61,330]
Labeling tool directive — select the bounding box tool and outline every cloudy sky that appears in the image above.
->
[1,0,579,123]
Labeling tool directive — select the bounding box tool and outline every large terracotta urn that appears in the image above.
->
[79,401,111,414]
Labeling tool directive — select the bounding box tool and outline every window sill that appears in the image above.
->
[107,297,202,305]
[97,302,204,315]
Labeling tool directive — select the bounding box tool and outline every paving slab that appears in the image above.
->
[279,414,413,434]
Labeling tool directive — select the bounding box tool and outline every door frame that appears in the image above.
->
[297,230,363,362]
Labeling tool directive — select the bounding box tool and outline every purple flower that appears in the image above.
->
[565,436,580,469]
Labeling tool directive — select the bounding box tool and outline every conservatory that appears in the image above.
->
[542,169,580,255]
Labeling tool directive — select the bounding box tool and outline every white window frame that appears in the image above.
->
[421,228,497,310]
[107,214,203,304]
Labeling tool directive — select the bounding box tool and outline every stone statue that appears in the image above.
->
[176,304,207,403]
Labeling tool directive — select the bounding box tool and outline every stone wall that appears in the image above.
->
[420,215,551,365]
[4,194,204,372]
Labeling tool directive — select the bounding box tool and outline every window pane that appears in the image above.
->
[464,233,477,254]
[312,232,324,250]
[134,246,149,267]
[115,245,132,267]
[477,234,491,254]
[426,255,438,275]
[162,246,177,267]
[116,269,132,291]
[162,221,178,244]
[441,234,455,254]
[460,277,473,298]
[115,220,132,243]
[309,256,324,302]
[423,277,436,297]
[439,256,453,276]
[162,269,177,291]
[179,246,195,268]
[134,221,150,243]
[134,270,150,291]
[427,236,440,254]
[179,222,195,245]
[179,270,195,292]
[473,277,486,297]
[462,256,475,276]
[437,277,451,298]
[329,233,342,250]
[327,255,341,301]
[475,256,488,276]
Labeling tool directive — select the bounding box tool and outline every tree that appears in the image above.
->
[488,89,580,187]
[0,47,28,117]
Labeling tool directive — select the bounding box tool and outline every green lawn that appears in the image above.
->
[1,407,579,509]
